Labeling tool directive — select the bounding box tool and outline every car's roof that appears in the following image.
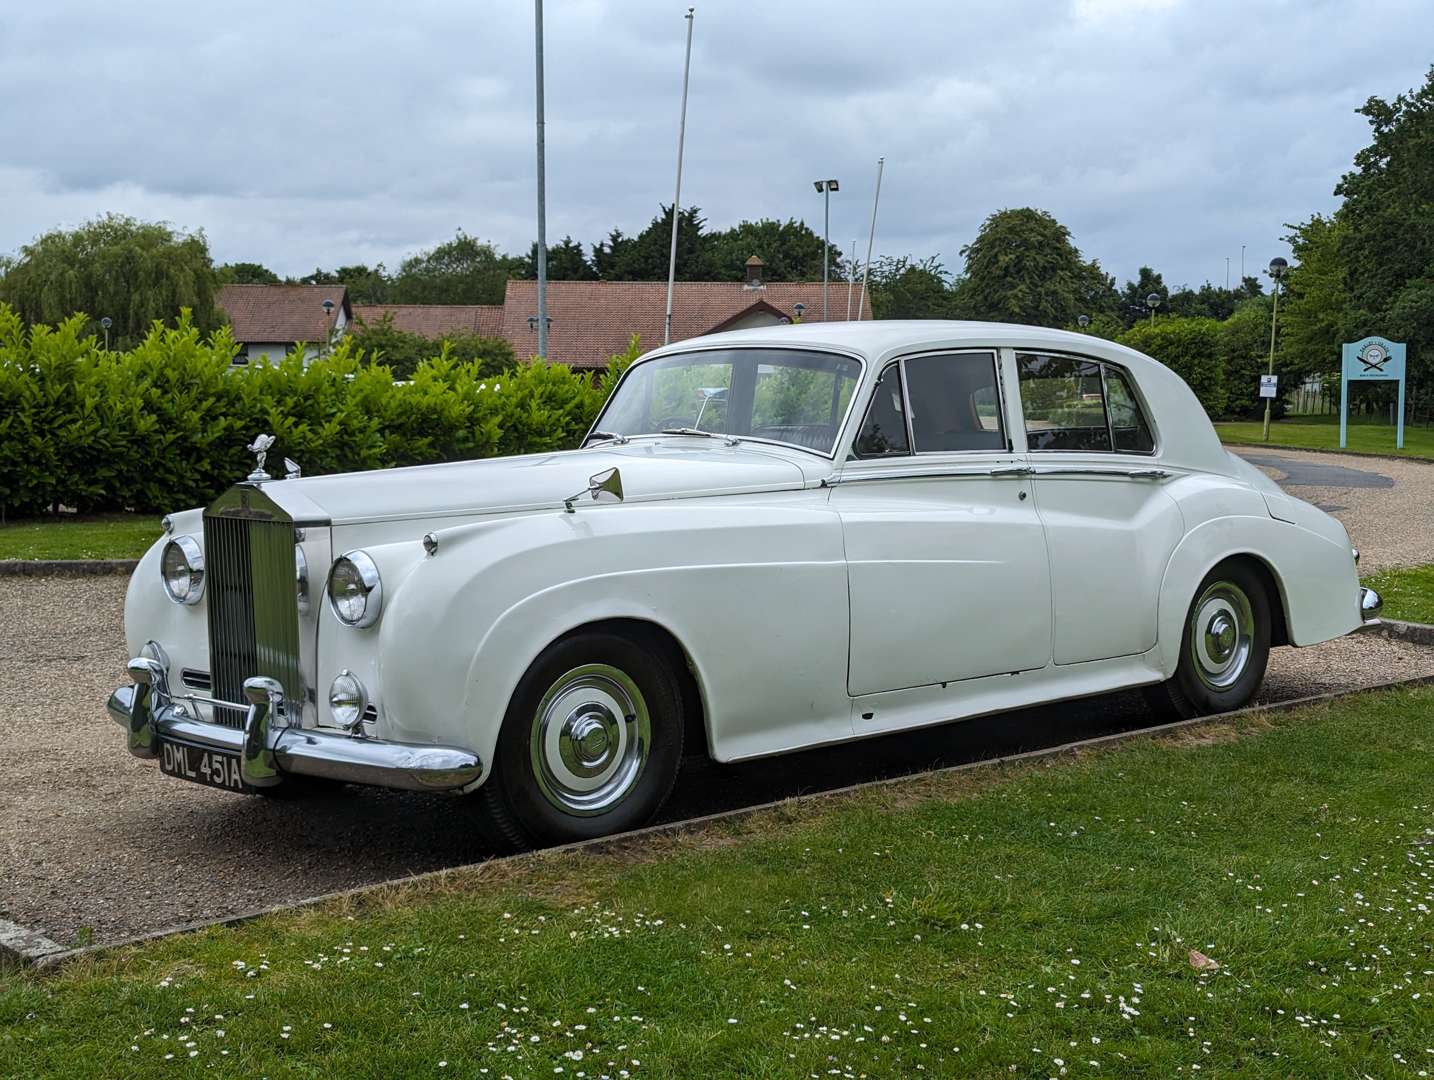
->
[636,319,1236,477]
[642,319,1159,370]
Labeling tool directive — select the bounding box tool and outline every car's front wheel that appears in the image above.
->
[480,630,685,849]
[1144,560,1272,719]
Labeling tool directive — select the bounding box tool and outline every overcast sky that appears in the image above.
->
[1,0,1429,289]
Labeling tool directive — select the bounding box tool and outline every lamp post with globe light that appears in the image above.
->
[100,316,112,351]
[1146,292,1162,326]
[1261,257,1288,441]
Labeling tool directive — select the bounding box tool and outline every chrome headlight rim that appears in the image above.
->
[160,535,205,605]
[328,669,369,730]
[327,550,383,628]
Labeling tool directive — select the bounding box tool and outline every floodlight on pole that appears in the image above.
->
[663,7,696,346]
[1261,256,1289,442]
[534,0,549,359]
[814,178,838,321]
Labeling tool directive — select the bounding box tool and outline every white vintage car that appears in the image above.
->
[111,321,1381,846]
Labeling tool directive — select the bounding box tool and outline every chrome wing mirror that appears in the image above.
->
[564,467,624,514]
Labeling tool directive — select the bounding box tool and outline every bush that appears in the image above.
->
[0,305,641,518]
[347,312,514,381]
[1119,317,1227,417]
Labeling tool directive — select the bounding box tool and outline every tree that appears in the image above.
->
[1277,214,1350,381]
[217,261,280,285]
[706,218,843,282]
[1219,300,1276,418]
[866,255,955,319]
[1119,317,1227,417]
[517,236,596,280]
[956,208,1104,328]
[389,232,520,304]
[0,214,219,347]
[1118,267,1169,326]
[348,311,514,381]
[296,264,391,304]
[591,205,713,281]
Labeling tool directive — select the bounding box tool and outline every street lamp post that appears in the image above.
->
[1146,292,1162,326]
[1262,256,1288,442]
[100,316,112,351]
[534,0,549,359]
[1077,314,1090,330]
[813,179,839,321]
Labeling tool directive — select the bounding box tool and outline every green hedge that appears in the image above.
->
[1118,317,1227,418]
[0,305,635,517]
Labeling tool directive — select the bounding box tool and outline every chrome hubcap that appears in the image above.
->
[530,664,649,816]
[1190,581,1255,691]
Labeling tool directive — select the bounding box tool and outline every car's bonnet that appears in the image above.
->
[254,440,811,526]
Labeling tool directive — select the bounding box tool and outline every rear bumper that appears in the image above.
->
[108,658,482,793]
[1361,586,1383,623]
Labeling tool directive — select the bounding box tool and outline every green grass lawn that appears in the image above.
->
[1365,563,1434,624]
[3,687,1432,1078]
[0,513,162,561]
[1215,412,1434,460]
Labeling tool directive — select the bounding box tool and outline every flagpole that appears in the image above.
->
[856,157,884,322]
[663,8,696,345]
[534,0,549,358]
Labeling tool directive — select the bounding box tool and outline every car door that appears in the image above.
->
[1015,351,1185,665]
[831,349,1053,697]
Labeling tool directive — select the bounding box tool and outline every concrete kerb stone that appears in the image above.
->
[0,559,138,577]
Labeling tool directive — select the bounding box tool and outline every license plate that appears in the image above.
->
[159,740,250,793]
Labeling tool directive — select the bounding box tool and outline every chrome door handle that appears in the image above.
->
[1126,469,1170,479]
[988,466,1035,477]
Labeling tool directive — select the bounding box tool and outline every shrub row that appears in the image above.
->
[0,305,635,517]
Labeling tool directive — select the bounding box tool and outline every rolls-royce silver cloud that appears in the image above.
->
[109,322,1381,846]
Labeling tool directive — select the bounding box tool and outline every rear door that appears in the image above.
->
[1015,352,1184,665]
[833,349,1053,696]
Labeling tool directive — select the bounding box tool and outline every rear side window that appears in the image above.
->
[904,352,1006,453]
[1017,353,1154,453]
[853,364,911,457]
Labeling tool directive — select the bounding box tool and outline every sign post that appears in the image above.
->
[1340,337,1406,449]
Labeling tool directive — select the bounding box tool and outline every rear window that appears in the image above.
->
[1017,353,1154,453]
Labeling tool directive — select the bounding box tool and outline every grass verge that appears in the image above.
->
[1365,563,1434,625]
[1215,413,1434,460]
[3,687,1432,1078]
[0,513,162,561]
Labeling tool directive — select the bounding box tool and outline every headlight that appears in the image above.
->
[160,535,205,605]
[328,669,368,729]
[295,545,310,613]
[328,550,382,627]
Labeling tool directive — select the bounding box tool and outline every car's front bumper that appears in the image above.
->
[108,658,482,793]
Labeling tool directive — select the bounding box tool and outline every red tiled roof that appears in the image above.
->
[352,304,504,338]
[217,284,351,343]
[501,280,871,369]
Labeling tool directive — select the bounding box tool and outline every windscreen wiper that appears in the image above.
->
[586,430,630,445]
[659,428,742,446]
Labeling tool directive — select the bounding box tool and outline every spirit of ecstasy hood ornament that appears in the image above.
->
[246,433,276,481]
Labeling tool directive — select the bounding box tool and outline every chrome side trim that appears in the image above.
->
[822,465,1032,487]
[1031,467,1171,479]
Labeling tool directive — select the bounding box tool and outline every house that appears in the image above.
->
[350,303,504,338]
[216,284,352,365]
[360,258,871,369]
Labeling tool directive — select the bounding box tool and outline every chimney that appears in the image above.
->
[744,255,765,289]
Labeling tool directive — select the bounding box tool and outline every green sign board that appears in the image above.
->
[1340,336,1406,449]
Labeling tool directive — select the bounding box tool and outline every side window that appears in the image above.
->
[1017,354,1112,452]
[1104,367,1155,452]
[852,363,910,457]
[904,351,1006,453]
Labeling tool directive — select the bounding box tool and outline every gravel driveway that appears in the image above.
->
[4,454,1433,947]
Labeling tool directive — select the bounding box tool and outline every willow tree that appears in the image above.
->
[0,214,220,347]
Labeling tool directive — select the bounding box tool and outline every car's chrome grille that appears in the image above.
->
[203,502,303,730]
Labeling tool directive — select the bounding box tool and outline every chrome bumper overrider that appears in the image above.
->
[108,658,482,793]
[1361,586,1383,623]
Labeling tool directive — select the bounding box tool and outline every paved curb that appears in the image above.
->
[22,671,1434,971]
[1223,440,1432,466]
[1359,617,1434,647]
[0,918,67,968]
[0,559,138,577]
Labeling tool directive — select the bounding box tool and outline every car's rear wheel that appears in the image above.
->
[1144,560,1271,719]
[480,630,685,849]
